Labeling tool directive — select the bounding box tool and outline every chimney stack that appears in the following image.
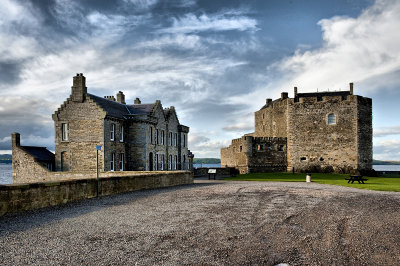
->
[134,98,141,104]
[104,96,116,101]
[266,98,272,105]
[11,132,20,148]
[71,73,87,102]
[116,91,125,104]
[349,82,354,95]
[294,87,298,97]
[281,92,288,100]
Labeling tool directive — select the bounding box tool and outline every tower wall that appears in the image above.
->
[286,95,359,173]
[254,98,288,138]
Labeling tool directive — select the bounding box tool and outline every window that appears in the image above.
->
[174,133,178,146]
[169,132,173,146]
[278,145,284,151]
[240,146,242,152]
[169,155,172,170]
[119,125,124,142]
[110,123,115,141]
[161,154,165,170]
[161,130,165,145]
[300,157,307,162]
[150,127,153,144]
[156,154,159,170]
[111,152,115,171]
[257,144,262,151]
[174,155,178,170]
[183,134,186,147]
[328,113,336,125]
[119,153,124,171]
[61,123,68,141]
[156,129,159,144]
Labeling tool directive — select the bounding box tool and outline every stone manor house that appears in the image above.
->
[12,73,193,183]
[221,83,372,174]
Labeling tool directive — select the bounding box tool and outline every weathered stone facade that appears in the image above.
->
[12,74,193,183]
[221,84,373,174]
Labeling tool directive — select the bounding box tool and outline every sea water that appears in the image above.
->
[0,163,12,184]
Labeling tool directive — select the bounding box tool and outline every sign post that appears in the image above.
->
[96,145,102,197]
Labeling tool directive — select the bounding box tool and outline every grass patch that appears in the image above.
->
[223,172,400,192]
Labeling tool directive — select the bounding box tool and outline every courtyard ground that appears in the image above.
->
[0,180,399,265]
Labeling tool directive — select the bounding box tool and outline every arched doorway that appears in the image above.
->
[149,152,153,171]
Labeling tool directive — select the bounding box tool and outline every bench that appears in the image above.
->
[345,175,368,184]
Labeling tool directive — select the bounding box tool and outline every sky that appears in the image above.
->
[0,0,400,160]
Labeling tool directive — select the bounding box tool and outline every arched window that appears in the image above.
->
[328,113,336,125]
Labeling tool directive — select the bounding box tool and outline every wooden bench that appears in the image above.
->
[345,175,368,184]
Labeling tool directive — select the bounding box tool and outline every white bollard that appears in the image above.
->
[306,173,312,182]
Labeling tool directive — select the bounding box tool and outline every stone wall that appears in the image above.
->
[254,97,288,138]
[356,96,373,171]
[12,146,52,183]
[0,171,193,216]
[53,95,106,172]
[287,96,358,173]
[221,136,287,174]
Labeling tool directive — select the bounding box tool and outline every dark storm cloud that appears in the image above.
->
[0,97,54,150]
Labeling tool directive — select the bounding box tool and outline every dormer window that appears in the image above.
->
[328,113,336,125]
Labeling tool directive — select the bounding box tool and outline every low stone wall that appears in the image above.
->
[0,171,192,216]
[194,167,237,177]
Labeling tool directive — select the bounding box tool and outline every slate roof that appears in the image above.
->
[20,146,55,161]
[88,94,155,119]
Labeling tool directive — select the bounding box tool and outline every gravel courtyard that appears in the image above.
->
[1,180,399,265]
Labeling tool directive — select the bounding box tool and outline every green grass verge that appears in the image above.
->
[223,172,400,192]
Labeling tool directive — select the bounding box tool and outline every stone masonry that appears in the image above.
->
[221,84,373,174]
[12,74,194,183]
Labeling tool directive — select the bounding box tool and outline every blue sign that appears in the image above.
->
[96,145,102,151]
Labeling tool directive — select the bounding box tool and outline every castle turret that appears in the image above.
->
[71,73,87,102]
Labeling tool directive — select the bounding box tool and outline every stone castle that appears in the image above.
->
[12,74,193,183]
[221,83,372,174]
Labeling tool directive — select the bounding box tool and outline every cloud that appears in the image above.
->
[222,123,253,132]
[374,126,400,137]
[158,12,258,34]
[188,132,230,158]
[0,97,55,150]
[374,139,400,160]
[276,0,400,93]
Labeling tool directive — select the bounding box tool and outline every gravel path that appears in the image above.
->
[1,180,399,265]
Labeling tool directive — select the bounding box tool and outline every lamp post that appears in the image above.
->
[96,145,102,197]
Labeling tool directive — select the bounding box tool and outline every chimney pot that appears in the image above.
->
[349,82,354,95]
[134,98,141,104]
[294,87,298,97]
